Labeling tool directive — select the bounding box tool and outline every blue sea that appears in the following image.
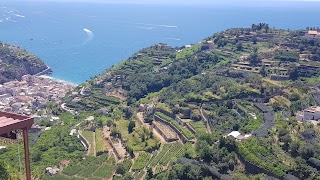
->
[0,1,320,84]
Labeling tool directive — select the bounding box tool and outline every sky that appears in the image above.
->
[9,0,320,4]
[6,0,320,8]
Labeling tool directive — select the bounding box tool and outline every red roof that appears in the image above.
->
[60,160,70,166]
[0,111,34,135]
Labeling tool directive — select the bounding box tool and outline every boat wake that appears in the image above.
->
[0,7,25,23]
[14,14,25,18]
[164,37,181,41]
[82,28,94,45]
[136,26,155,30]
[120,21,178,30]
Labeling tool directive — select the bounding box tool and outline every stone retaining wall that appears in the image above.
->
[185,123,196,134]
[107,138,121,160]
[154,114,188,143]
[152,122,178,142]
[78,132,89,151]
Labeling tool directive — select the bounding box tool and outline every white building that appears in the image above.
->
[227,131,251,141]
[306,30,320,40]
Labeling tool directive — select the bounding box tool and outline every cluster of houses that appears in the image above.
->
[0,75,74,115]
[204,29,320,81]
[296,106,320,124]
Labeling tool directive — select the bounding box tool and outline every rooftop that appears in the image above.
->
[305,106,320,112]
[0,111,34,135]
[308,30,319,36]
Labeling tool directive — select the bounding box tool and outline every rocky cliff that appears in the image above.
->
[0,42,50,84]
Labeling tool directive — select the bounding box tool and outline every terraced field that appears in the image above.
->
[42,136,193,179]
[81,130,95,156]
[60,153,116,179]
[155,112,195,139]
[147,142,192,168]
[132,152,152,171]
[153,121,178,140]
[190,121,207,134]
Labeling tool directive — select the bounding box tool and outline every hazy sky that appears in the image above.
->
[7,0,320,7]
[10,0,320,4]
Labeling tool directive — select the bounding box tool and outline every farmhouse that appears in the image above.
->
[227,131,251,141]
[46,167,60,176]
[270,74,290,81]
[139,103,155,115]
[299,54,311,61]
[306,30,320,39]
[296,106,320,122]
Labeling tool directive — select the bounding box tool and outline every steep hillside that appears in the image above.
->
[0,42,49,83]
[3,24,320,179]
[60,24,320,179]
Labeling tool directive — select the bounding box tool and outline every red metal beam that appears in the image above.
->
[0,111,34,180]
[23,128,31,180]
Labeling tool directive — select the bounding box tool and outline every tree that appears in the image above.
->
[260,64,267,77]
[289,93,300,101]
[265,24,270,33]
[123,173,134,180]
[106,120,113,127]
[288,64,298,80]
[289,141,299,156]
[252,36,257,44]
[251,24,257,32]
[128,121,135,134]
[299,144,315,159]
[249,52,260,65]
[146,168,153,179]
[172,106,180,114]
[96,119,103,127]
[32,150,42,162]
[116,164,126,175]
[0,163,9,180]
[216,38,227,48]
[144,115,153,124]
[236,42,243,51]
[232,124,240,131]
[123,107,133,119]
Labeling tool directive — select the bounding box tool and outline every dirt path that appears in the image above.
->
[93,131,96,156]
[136,112,166,143]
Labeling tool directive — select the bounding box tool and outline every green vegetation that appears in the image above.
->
[61,154,115,179]
[238,137,290,177]
[4,24,320,179]
[94,164,115,178]
[147,142,191,168]
[0,42,48,83]
[190,121,206,134]
[125,126,160,152]
[132,152,152,171]
[155,112,195,139]
[148,143,173,167]
[95,128,107,154]
[117,159,132,173]
[81,130,95,156]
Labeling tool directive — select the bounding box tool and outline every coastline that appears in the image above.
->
[38,75,78,87]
